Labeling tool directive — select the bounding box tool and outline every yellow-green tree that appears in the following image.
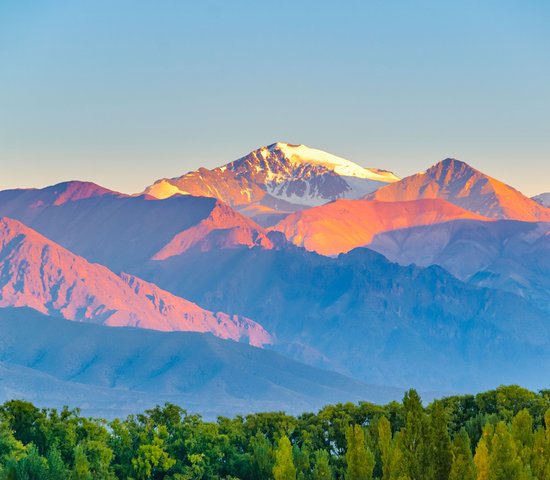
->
[531,409,550,479]
[474,423,493,480]
[345,424,374,480]
[378,416,393,480]
[510,409,533,471]
[273,435,296,480]
[449,429,474,480]
[488,422,523,480]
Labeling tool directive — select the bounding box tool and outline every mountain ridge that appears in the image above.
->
[0,217,271,346]
[367,158,550,222]
[0,307,405,418]
[143,143,400,224]
[271,198,490,256]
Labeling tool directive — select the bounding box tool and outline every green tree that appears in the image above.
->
[488,422,523,480]
[73,444,92,480]
[397,390,428,480]
[510,409,533,468]
[82,440,113,479]
[273,436,296,480]
[47,444,69,480]
[5,444,49,480]
[132,438,176,480]
[378,416,393,480]
[345,424,374,480]
[292,443,310,480]
[449,429,474,480]
[250,432,274,480]
[0,422,25,464]
[474,435,490,480]
[312,449,333,480]
[428,401,452,480]
[530,411,550,480]
[0,400,46,450]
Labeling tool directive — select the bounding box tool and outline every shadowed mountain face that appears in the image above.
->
[0,217,271,346]
[143,143,400,225]
[271,198,490,256]
[0,308,404,418]
[367,159,550,222]
[0,184,273,271]
[368,219,550,311]
[132,246,550,391]
[533,193,550,208]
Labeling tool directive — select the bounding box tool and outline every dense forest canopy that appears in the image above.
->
[0,385,548,479]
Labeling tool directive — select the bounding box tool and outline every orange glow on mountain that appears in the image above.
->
[368,159,550,222]
[271,198,491,256]
[152,202,273,259]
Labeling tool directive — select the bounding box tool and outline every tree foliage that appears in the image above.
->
[0,385,548,479]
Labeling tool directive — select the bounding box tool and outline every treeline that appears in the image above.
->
[0,385,549,479]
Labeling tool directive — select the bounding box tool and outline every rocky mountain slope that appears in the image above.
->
[0,217,271,346]
[368,219,550,311]
[367,158,550,221]
[132,246,550,391]
[144,143,400,224]
[0,184,273,271]
[272,198,489,256]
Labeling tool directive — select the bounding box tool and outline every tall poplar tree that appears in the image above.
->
[397,390,428,480]
[449,429,474,480]
[428,401,452,480]
[378,416,393,480]
[488,422,523,480]
[345,424,374,480]
[273,436,296,480]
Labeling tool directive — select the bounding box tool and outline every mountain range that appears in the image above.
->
[0,308,401,418]
[0,142,549,415]
[0,217,270,346]
[134,245,550,391]
[144,143,400,226]
[0,185,273,271]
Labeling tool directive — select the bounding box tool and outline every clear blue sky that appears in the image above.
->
[0,0,548,195]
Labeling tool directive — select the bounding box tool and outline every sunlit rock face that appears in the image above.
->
[367,158,550,221]
[0,186,274,272]
[143,143,400,224]
[0,217,271,346]
[271,197,489,256]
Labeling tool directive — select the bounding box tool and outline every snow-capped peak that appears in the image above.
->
[261,143,400,182]
[142,143,400,212]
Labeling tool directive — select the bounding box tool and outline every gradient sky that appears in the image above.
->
[0,0,549,196]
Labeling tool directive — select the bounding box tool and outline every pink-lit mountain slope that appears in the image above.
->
[152,201,273,260]
[0,184,273,271]
[0,217,271,346]
[144,143,400,224]
[271,198,489,256]
[367,158,550,221]
[0,181,123,212]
